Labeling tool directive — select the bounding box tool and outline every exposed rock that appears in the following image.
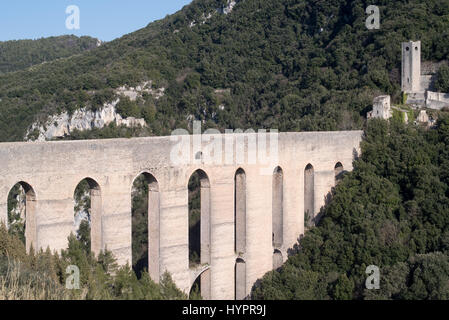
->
[116,81,165,101]
[25,82,166,141]
[188,1,239,29]
[189,13,215,28]
[219,0,237,15]
[26,99,146,141]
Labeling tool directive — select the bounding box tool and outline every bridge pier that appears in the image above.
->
[158,171,190,293]
[245,167,272,298]
[35,197,73,252]
[209,167,235,300]
[281,164,303,258]
[101,175,132,266]
[0,201,7,229]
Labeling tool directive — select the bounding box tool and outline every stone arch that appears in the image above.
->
[273,249,283,270]
[73,177,102,255]
[131,172,160,282]
[188,169,211,299]
[234,168,246,254]
[304,164,315,224]
[7,181,36,252]
[334,162,344,184]
[272,166,283,248]
[235,258,246,300]
[189,265,211,298]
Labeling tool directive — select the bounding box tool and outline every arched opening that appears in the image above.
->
[73,178,102,255]
[190,274,202,299]
[7,182,36,251]
[188,169,211,299]
[131,172,160,281]
[334,162,344,185]
[235,258,246,300]
[272,167,283,248]
[235,168,246,254]
[304,164,315,227]
[273,249,283,270]
[189,267,211,299]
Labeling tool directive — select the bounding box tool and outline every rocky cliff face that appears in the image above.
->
[25,82,164,141]
[188,0,239,28]
[220,0,237,15]
[25,100,146,141]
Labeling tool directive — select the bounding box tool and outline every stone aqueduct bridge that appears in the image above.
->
[0,130,363,299]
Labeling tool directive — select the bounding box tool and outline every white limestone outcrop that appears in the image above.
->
[26,82,165,141]
[26,100,147,141]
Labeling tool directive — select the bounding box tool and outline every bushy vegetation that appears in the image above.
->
[435,64,449,93]
[252,117,449,300]
[0,0,448,142]
[0,223,187,300]
[0,35,98,74]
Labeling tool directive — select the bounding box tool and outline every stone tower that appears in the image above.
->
[402,41,421,93]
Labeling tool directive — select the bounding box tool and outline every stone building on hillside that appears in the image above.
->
[402,40,449,109]
[367,95,392,120]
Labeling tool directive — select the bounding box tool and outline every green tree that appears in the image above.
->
[435,64,449,93]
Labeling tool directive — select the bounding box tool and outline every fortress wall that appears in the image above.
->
[427,91,449,110]
[0,130,363,299]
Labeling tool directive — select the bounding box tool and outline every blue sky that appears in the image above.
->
[0,0,192,42]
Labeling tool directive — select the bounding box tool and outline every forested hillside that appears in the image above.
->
[252,117,449,300]
[0,0,448,141]
[0,35,99,74]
